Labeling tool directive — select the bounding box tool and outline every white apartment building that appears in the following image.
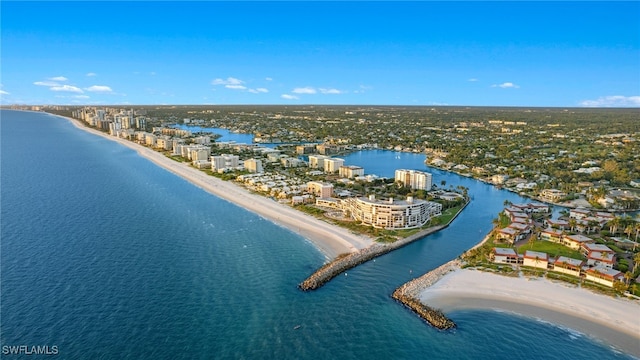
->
[244,158,264,173]
[324,158,345,174]
[308,155,330,169]
[190,148,210,162]
[339,165,364,179]
[395,169,433,190]
[307,181,334,198]
[343,195,442,230]
[211,154,240,172]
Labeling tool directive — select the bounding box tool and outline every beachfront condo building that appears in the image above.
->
[395,169,433,190]
[244,158,264,173]
[307,181,334,198]
[339,165,364,179]
[308,155,330,169]
[343,195,442,230]
[324,158,345,174]
[211,154,240,172]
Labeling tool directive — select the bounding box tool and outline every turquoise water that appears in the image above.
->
[1,110,634,359]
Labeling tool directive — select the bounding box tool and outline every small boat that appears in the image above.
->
[294,325,301,330]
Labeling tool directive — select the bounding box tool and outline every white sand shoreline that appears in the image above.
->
[420,268,640,357]
[56,113,373,258]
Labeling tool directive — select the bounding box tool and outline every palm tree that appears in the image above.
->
[528,234,535,250]
[504,199,512,207]
[568,218,577,233]
[587,219,599,234]
[625,225,634,240]
[634,252,640,273]
[608,217,621,235]
[635,222,640,241]
[624,271,633,286]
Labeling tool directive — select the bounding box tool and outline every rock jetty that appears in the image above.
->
[391,259,460,330]
[299,225,446,291]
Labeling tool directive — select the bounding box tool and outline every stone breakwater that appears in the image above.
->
[299,225,447,291]
[391,259,461,330]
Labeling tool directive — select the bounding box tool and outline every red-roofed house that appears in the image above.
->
[539,228,563,243]
[581,243,616,268]
[523,250,549,269]
[585,267,623,287]
[553,256,584,277]
[491,248,520,264]
[497,227,519,244]
[563,234,594,250]
[545,219,569,231]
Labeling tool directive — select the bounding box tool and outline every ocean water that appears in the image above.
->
[1,110,634,359]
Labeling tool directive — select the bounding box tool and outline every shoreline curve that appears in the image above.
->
[51,112,373,258]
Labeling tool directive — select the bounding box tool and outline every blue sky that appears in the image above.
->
[1,1,638,107]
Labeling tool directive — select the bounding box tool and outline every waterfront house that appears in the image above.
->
[497,227,519,244]
[552,256,584,277]
[491,248,519,264]
[569,208,591,220]
[523,250,549,269]
[540,189,567,202]
[585,267,623,288]
[503,207,523,217]
[508,222,531,237]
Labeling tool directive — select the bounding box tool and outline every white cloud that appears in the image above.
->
[49,76,68,82]
[580,95,640,107]
[292,87,317,94]
[86,72,97,77]
[212,77,244,86]
[85,85,113,93]
[34,81,60,87]
[0,90,9,95]
[492,82,519,89]
[50,85,84,93]
[225,84,247,90]
[248,88,269,94]
[468,78,478,82]
[74,95,90,99]
[281,94,299,100]
[354,85,373,93]
[265,77,273,81]
[319,88,342,94]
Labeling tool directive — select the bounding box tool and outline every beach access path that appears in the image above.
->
[419,268,640,357]
[61,115,373,258]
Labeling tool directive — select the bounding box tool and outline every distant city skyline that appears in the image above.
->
[1,1,638,107]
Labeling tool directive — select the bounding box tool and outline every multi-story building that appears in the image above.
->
[307,181,334,198]
[395,169,433,190]
[211,154,240,172]
[339,165,364,179]
[244,158,263,173]
[323,158,345,174]
[190,148,210,162]
[343,195,442,230]
[308,155,330,169]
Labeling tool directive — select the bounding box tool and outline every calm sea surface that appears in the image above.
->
[1,110,634,359]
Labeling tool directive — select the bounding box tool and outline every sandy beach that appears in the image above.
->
[60,115,373,258]
[419,268,640,356]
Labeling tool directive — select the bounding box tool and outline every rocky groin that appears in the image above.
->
[299,225,447,291]
[391,259,461,330]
